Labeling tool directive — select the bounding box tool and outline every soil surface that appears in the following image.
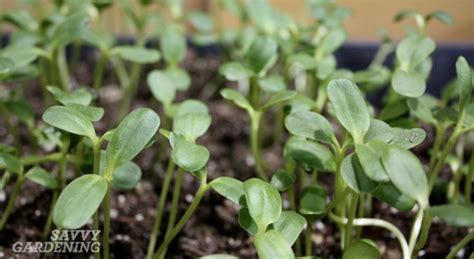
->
[0,46,473,259]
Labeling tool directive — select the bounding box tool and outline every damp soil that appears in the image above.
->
[0,47,472,259]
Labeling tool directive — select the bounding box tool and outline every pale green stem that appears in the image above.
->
[305,222,312,256]
[334,146,347,248]
[329,212,410,259]
[411,211,432,259]
[428,111,465,192]
[164,168,185,243]
[42,191,58,239]
[0,175,24,230]
[154,175,209,258]
[428,124,445,170]
[102,182,112,259]
[93,53,109,91]
[250,111,268,181]
[446,231,474,259]
[57,48,71,91]
[344,192,359,248]
[1,171,12,191]
[146,159,176,259]
[92,140,102,259]
[465,152,474,206]
[408,207,424,253]
[0,100,21,153]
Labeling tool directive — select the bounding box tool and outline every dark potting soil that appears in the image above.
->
[0,47,472,259]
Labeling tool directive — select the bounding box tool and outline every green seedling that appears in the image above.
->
[147,101,211,259]
[1,1,473,258]
[210,177,305,259]
[221,87,295,180]
[0,152,60,231]
[283,78,429,258]
[220,34,296,180]
[42,104,159,259]
[390,10,452,98]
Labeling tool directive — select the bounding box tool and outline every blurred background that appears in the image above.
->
[2,0,473,96]
[2,0,474,43]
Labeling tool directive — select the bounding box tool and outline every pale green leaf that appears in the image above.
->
[254,230,294,259]
[327,79,370,143]
[53,174,107,229]
[244,178,282,232]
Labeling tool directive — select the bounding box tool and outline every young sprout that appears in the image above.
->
[210,177,305,259]
[220,35,296,180]
[391,10,452,98]
[221,87,295,180]
[0,147,76,236]
[43,105,160,259]
[283,78,430,258]
[147,101,211,259]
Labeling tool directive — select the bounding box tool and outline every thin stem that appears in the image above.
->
[117,63,142,119]
[0,100,21,153]
[411,211,432,259]
[0,175,24,230]
[57,47,71,91]
[355,194,366,238]
[117,36,145,120]
[314,84,328,113]
[93,53,109,91]
[69,40,81,71]
[249,77,260,108]
[164,168,185,239]
[428,124,445,170]
[369,41,394,68]
[344,192,359,248]
[154,176,209,258]
[146,159,176,259]
[329,212,410,259]
[325,188,351,213]
[20,153,62,165]
[111,57,131,92]
[49,51,59,87]
[305,221,312,256]
[250,111,268,181]
[273,104,285,145]
[102,182,112,259]
[465,151,474,206]
[92,140,102,259]
[38,57,52,105]
[0,153,83,169]
[43,190,58,239]
[334,147,347,248]
[428,111,465,192]
[446,231,474,259]
[1,171,12,191]
[286,163,300,255]
[408,207,424,253]
[451,167,463,203]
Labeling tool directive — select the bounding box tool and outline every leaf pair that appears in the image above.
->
[53,109,160,229]
[210,178,305,258]
[220,36,278,80]
[343,143,429,209]
[168,102,211,173]
[392,34,436,98]
[221,88,296,113]
[147,68,191,106]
